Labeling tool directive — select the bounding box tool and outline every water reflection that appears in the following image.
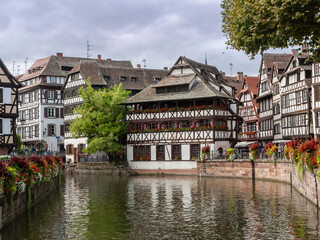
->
[0,175,320,239]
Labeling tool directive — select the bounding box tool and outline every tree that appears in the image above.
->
[70,79,131,154]
[221,0,320,60]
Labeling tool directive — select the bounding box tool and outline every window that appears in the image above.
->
[65,91,71,99]
[133,146,151,160]
[179,121,191,129]
[72,89,78,97]
[301,115,306,125]
[21,94,25,103]
[162,122,174,130]
[293,60,297,68]
[29,109,33,120]
[315,64,319,75]
[317,112,320,127]
[146,122,158,130]
[34,108,39,119]
[131,77,137,82]
[190,144,200,160]
[22,128,26,139]
[35,125,39,137]
[296,92,301,105]
[29,93,33,102]
[78,144,85,154]
[155,78,161,83]
[65,107,73,115]
[21,111,26,120]
[34,91,39,101]
[104,76,110,82]
[285,95,289,108]
[48,108,55,117]
[60,125,64,136]
[47,124,55,136]
[29,126,33,138]
[278,69,284,74]
[303,90,308,103]
[131,123,141,131]
[67,144,73,154]
[50,76,56,83]
[306,70,312,79]
[65,123,70,132]
[120,76,127,82]
[48,91,54,99]
[157,145,165,160]
[172,145,181,160]
[0,88,3,103]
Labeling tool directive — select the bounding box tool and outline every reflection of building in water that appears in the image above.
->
[63,176,90,238]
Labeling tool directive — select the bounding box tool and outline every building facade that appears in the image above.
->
[312,62,320,140]
[125,57,241,173]
[279,51,313,139]
[62,57,168,163]
[238,76,259,142]
[256,53,291,143]
[16,53,88,153]
[0,59,22,155]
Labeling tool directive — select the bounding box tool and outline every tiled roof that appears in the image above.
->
[244,76,259,95]
[263,53,292,70]
[154,74,195,87]
[64,59,168,91]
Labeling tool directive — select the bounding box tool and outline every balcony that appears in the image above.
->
[126,106,231,121]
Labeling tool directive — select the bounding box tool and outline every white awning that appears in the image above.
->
[272,140,291,144]
[235,141,257,147]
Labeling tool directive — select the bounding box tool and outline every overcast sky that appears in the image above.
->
[1,0,290,77]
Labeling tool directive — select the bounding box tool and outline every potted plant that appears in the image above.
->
[249,143,259,161]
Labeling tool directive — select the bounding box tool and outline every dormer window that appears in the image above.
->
[131,77,137,82]
[155,78,161,83]
[267,68,271,72]
[156,84,189,94]
[120,76,127,82]
[104,76,110,82]
[278,69,284,74]
[293,60,297,68]
[50,76,56,83]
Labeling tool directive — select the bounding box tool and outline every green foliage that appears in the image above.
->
[16,134,22,151]
[70,79,131,154]
[221,0,320,61]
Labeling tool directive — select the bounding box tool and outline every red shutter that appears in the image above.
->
[60,125,64,137]
[60,108,64,118]
[44,108,48,118]
[56,108,59,118]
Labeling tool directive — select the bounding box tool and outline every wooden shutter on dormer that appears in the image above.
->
[56,108,59,118]
[44,108,48,118]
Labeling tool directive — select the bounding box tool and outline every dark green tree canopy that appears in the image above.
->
[70,79,131,154]
[221,0,320,60]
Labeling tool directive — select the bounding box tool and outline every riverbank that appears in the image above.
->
[0,175,60,229]
[65,162,131,175]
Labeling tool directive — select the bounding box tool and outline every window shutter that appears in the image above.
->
[47,124,51,136]
[44,108,48,118]
[56,108,59,118]
[316,87,320,101]
[60,125,64,137]
[60,108,64,118]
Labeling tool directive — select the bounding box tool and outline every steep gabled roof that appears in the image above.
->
[0,58,22,87]
[126,56,237,104]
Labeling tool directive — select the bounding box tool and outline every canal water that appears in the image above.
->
[1,174,320,240]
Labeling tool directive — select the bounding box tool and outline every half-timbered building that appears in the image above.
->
[312,62,320,140]
[0,59,22,155]
[16,53,90,153]
[62,58,168,163]
[256,53,291,143]
[279,50,313,139]
[124,56,241,173]
[237,76,259,142]
[271,61,290,141]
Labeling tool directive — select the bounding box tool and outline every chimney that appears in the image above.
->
[291,49,299,56]
[97,55,101,62]
[236,72,244,82]
[301,45,309,56]
[137,64,141,69]
[56,52,63,57]
[164,67,168,70]
[107,58,112,62]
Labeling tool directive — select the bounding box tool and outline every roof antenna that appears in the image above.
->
[87,40,93,58]
[12,61,15,75]
[205,53,208,65]
[142,59,146,77]
[24,57,32,72]
[17,65,21,75]
[229,63,233,77]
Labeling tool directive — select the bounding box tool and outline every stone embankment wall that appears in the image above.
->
[197,160,320,207]
[0,177,59,229]
[66,162,130,175]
